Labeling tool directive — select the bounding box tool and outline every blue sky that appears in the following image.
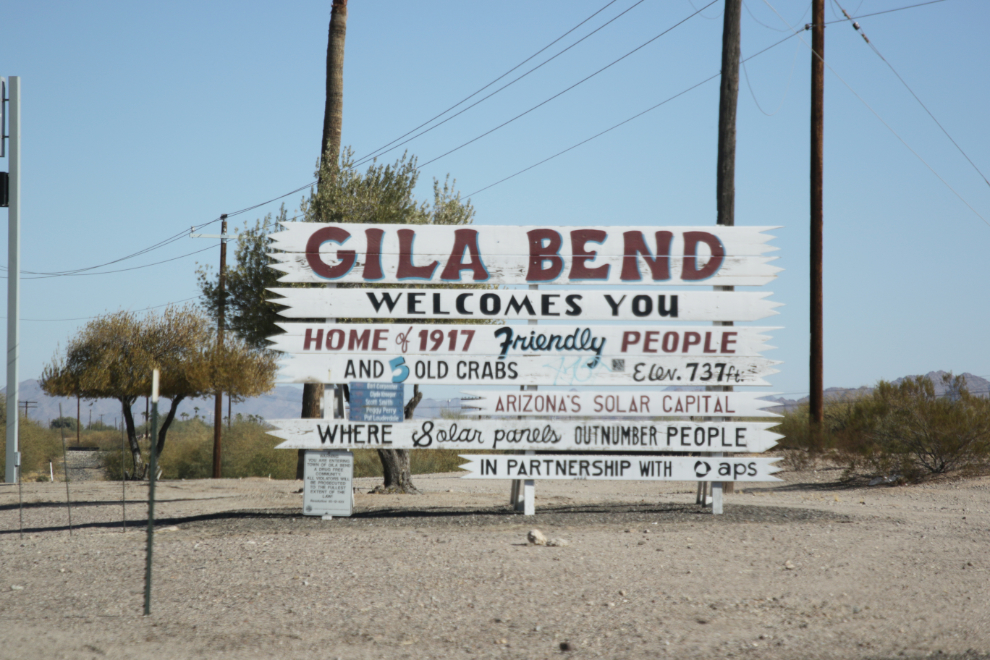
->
[1,0,988,400]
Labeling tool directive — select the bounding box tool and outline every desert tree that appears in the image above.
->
[198,149,481,491]
[41,306,277,479]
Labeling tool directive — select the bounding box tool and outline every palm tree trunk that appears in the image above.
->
[320,0,347,176]
[299,0,347,480]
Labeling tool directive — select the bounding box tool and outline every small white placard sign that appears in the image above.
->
[303,450,353,517]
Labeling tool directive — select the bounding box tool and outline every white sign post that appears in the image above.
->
[302,450,353,519]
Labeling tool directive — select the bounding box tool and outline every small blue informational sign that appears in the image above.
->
[349,382,405,423]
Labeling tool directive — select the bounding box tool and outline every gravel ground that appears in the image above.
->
[2,464,989,660]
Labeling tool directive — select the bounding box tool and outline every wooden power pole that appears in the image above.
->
[810,0,825,432]
[716,0,741,229]
[212,214,228,478]
[704,0,743,512]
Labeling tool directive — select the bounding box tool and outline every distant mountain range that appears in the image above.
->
[4,370,987,427]
[761,371,990,413]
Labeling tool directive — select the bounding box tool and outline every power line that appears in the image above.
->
[224,181,316,219]
[355,0,633,165]
[460,32,799,200]
[760,0,989,229]
[0,297,201,323]
[741,36,800,116]
[742,0,811,33]
[823,0,948,24]
[0,245,216,280]
[190,0,954,226]
[417,0,720,171]
[831,0,989,189]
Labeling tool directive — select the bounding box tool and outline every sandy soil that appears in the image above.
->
[1,464,989,660]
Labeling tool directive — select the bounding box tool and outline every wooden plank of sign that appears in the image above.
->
[460,390,781,418]
[276,353,779,387]
[268,223,780,286]
[267,419,783,453]
[457,455,782,482]
[269,289,782,322]
[270,323,776,358]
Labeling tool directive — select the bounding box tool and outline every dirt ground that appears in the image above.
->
[1,463,989,660]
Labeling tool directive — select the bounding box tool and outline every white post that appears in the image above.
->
[712,452,723,514]
[513,284,539,514]
[4,77,20,484]
[709,285,733,515]
[523,450,535,516]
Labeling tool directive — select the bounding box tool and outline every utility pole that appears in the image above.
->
[716,0,741,230]
[213,214,227,478]
[19,400,35,420]
[191,215,229,478]
[76,394,81,446]
[810,0,825,433]
[3,76,21,484]
[703,0,743,515]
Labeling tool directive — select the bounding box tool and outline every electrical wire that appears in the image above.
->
[355,0,631,165]
[760,0,990,229]
[686,0,723,20]
[173,0,953,230]
[460,32,799,200]
[224,181,316,219]
[741,37,800,116]
[831,0,989,189]
[824,0,947,24]
[0,246,216,280]
[0,297,201,323]
[743,0,811,32]
[417,0,720,171]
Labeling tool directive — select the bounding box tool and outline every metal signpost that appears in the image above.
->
[3,76,21,484]
[268,222,782,516]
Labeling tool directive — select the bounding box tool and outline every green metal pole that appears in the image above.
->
[143,369,160,616]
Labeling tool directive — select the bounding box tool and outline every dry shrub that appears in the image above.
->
[0,414,63,479]
[776,374,990,481]
[775,399,858,453]
[85,418,473,481]
[835,374,990,480]
[97,418,296,480]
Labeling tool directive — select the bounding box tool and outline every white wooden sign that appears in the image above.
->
[302,450,353,517]
[458,455,782,482]
[461,390,781,418]
[277,353,779,386]
[268,419,782,453]
[269,223,780,286]
[269,288,781,322]
[271,323,775,358]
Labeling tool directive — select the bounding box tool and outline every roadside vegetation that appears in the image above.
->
[776,373,990,481]
[0,404,465,480]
